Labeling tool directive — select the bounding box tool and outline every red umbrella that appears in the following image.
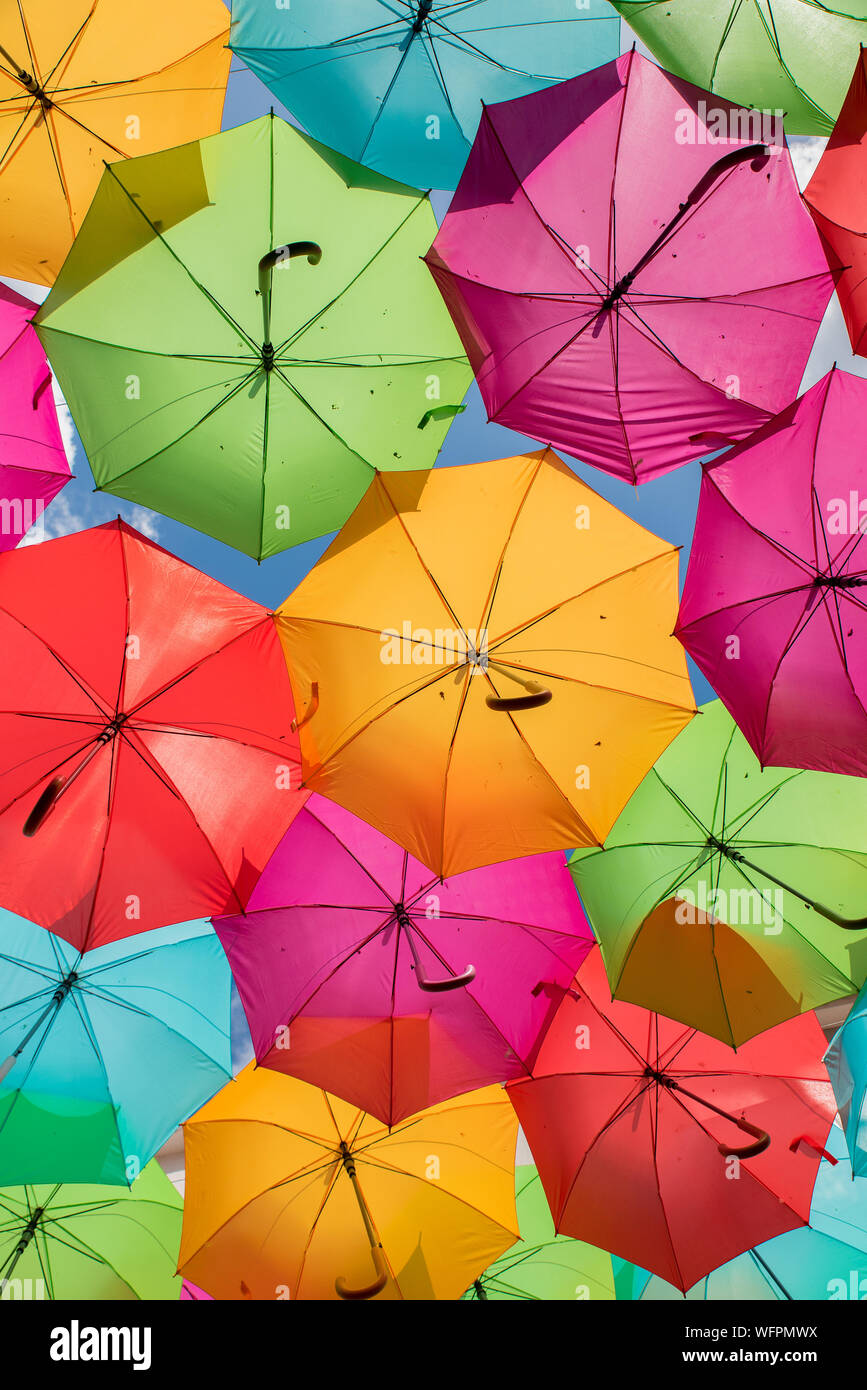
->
[507,950,837,1291]
[0,519,306,950]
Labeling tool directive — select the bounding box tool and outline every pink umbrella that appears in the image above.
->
[676,368,867,777]
[0,282,70,549]
[214,796,594,1127]
[181,1280,213,1301]
[426,50,836,484]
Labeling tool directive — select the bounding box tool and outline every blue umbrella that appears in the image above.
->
[824,988,867,1177]
[0,909,233,1186]
[229,0,621,189]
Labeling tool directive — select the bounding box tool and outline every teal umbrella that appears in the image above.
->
[825,986,867,1177]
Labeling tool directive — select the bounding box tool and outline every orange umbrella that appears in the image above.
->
[178,1064,519,1301]
[0,0,229,284]
[277,451,695,876]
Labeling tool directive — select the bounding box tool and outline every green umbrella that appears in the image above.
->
[462,1165,615,1301]
[36,114,470,559]
[0,1160,182,1300]
[611,2,867,136]
[569,700,867,1047]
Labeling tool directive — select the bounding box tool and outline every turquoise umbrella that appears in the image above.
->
[0,910,233,1186]
[825,988,867,1177]
[228,1,621,189]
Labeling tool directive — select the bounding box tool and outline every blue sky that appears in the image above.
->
[4,10,865,709]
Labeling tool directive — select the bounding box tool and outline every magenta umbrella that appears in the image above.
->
[0,282,70,549]
[677,367,867,777]
[425,50,836,484]
[214,796,593,1127]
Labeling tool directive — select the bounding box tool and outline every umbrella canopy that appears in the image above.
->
[806,50,867,358]
[677,370,867,777]
[462,1164,616,1301]
[0,0,230,285]
[610,2,867,136]
[35,114,471,560]
[0,909,233,1187]
[508,949,838,1292]
[0,1159,182,1299]
[180,1279,212,1300]
[0,280,69,550]
[228,1,621,190]
[214,794,593,1126]
[425,50,836,483]
[276,450,695,877]
[0,518,306,950]
[809,1121,867,1256]
[569,700,867,1047]
[179,1063,519,1300]
[824,986,867,1176]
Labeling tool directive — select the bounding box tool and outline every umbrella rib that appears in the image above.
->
[267,362,380,485]
[760,0,830,126]
[726,855,858,981]
[475,451,546,637]
[375,474,467,632]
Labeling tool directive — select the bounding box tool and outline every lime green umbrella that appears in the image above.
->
[462,1165,615,1301]
[570,700,867,1047]
[35,114,470,559]
[0,1161,182,1300]
[611,2,867,136]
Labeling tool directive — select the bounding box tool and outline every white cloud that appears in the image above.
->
[127,506,161,541]
[789,134,827,191]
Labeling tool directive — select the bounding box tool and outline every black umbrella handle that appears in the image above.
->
[672,1080,771,1158]
[258,243,322,347]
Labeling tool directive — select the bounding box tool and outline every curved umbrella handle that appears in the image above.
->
[486,685,552,712]
[290,682,319,733]
[335,1244,388,1301]
[258,242,322,294]
[416,962,476,993]
[22,777,65,837]
[716,1116,770,1160]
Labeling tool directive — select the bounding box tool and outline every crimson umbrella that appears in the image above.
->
[0,519,306,950]
[214,794,593,1126]
[676,368,867,776]
[426,50,837,484]
[508,950,837,1292]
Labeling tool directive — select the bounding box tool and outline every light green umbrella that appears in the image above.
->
[36,114,470,559]
[462,1165,615,1301]
[570,700,867,1047]
[612,1,867,136]
[0,1160,182,1300]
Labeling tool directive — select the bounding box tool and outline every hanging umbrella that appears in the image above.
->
[0,281,69,550]
[677,369,867,777]
[214,795,593,1126]
[228,1,621,191]
[462,1164,616,1301]
[34,114,471,560]
[610,2,867,137]
[824,987,867,1176]
[179,1063,519,1300]
[425,50,836,483]
[0,517,306,950]
[0,1159,182,1299]
[569,700,867,1047]
[809,1121,867,1258]
[181,1280,213,1301]
[805,50,867,358]
[508,949,838,1292]
[0,908,233,1187]
[0,0,230,285]
[276,450,695,878]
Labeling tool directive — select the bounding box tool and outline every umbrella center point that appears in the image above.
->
[812,570,865,590]
[261,343,276,373]
[98,714,128,745]
[644,1066,676,1090]
[706,834,744,863]
[412,1,433,33]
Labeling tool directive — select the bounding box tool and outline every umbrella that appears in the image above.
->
[0,280,69,550]
[462,1164,616,1301]
[0,517,306,950]
[0,1159,182,1300]
[611,2,867,137]
[809,1121,867,1258]
[569,700,867,1047]
[228,1,621,190]
[34,114,471,559]
[0,0,230,285]
[179,1063,519,1300]
[276,449,695,877]
[508,949,838,1292]
[676,369,867,777]
[181,1280,213,1301]
[0,908,233,1187]
[824,985,867,1176]
[425,50,837,483]
[214,794,593,1126]
[806,50,867,357]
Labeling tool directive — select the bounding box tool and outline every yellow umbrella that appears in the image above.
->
[0,0,229,284]
[178,1064,519,1301]
[277,450,695,877]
